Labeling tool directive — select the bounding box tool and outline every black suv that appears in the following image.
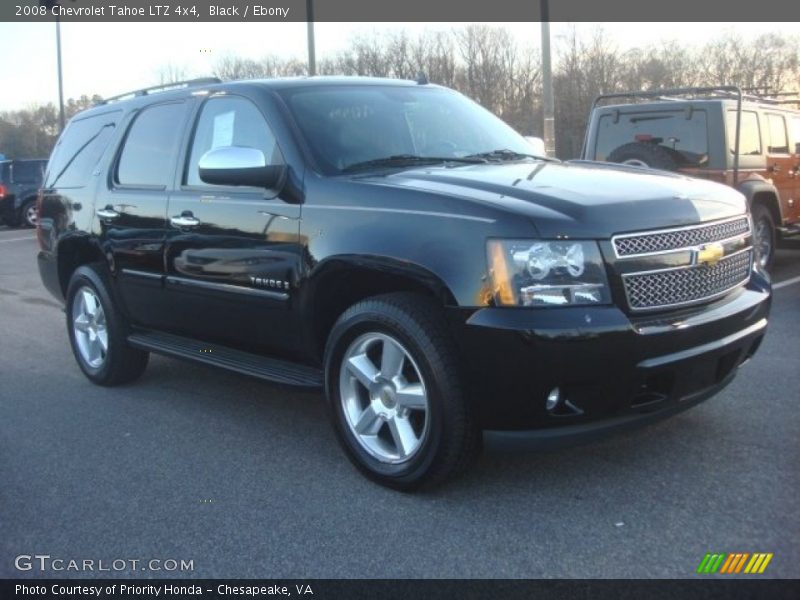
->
[0,158,47,227]
[37,78,771,489]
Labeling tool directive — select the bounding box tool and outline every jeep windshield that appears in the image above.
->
[278,84,539,175]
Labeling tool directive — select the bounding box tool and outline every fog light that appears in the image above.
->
[546,387,560,411]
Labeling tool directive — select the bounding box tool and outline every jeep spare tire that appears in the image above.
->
[607,142,679,171]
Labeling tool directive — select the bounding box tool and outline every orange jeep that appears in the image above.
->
[581,86,800,269]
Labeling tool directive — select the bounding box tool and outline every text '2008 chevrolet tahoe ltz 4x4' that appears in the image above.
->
[37,77,771,490]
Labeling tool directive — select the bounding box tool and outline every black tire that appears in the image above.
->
[65,264,149,386]
[324,292,481,491]
[751,203,776,271]
[19,198,38,228]
[607,142,679,171]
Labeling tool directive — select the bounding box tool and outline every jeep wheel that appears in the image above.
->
[324,293,480,490]
[751,203,775,270]
[607,142,679,171]
[20,199,38,228]
[66,264,149,386]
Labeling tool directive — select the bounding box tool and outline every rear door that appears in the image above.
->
[789,114,800,224]
[763,112,795,225]
[162,94,302,355]
[96,100,192,328]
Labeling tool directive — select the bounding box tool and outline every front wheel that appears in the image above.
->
[751,203,775,271]
[20,199,38,228]
[324,293,480,491]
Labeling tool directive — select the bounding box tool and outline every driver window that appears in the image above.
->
[185,96,281,187]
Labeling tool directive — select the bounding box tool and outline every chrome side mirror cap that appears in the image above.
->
[199,146,285,188]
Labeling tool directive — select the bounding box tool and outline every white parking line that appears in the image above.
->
[0,236,35,243]
[774,275,800,290]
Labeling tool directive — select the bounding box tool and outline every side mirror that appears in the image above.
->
[525,136,547,157]
[199,146,285,188]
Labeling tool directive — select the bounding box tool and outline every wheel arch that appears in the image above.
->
[738,180,782,226]
[56,234,106,296]
[302,256,458,362]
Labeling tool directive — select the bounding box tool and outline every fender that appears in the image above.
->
[297,255,461,359]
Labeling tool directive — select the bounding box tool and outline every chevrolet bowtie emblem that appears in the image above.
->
[696,242,725,267]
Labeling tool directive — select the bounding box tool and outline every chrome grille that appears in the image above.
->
[623,249,752,311]
[614,217,750,257]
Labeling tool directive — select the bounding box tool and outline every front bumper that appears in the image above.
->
[455,270,771,434]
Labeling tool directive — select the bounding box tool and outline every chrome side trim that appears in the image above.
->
[121,268,162,280]
[165,276,290,301]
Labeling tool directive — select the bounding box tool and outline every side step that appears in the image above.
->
[128,330,323,389]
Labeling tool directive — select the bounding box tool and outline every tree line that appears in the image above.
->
[2,26,798,160]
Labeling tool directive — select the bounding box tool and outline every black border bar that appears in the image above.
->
[3,579,800,600]
[4,0,800,22]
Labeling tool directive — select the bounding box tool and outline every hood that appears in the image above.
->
[359,160,747,238]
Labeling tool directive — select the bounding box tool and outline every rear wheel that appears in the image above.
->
[20,199,38,228]
[66,264,149,386]
[751,203,775,271]
[324,293,480,490]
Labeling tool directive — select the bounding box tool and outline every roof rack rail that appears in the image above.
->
[98,78,222,105]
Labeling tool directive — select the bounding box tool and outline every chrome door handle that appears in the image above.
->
[96,207,120,220]
[170,213,201,228]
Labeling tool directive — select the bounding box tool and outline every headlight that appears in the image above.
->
[487,239,611,307]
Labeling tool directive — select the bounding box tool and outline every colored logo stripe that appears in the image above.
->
[697,553,773,574]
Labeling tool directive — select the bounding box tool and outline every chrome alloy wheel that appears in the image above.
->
[753,216,772,269]
[24,203,38,227]
[71,286,108,368]
[339,332,430,464]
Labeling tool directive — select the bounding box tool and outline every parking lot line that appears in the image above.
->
[773,275,800,290]
[0,236,35,243]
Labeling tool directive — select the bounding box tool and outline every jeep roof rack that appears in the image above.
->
[97,78,222,105]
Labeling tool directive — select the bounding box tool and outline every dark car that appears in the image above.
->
[37,77,771,490]
[0,158,47,227]
[581,86,800,269]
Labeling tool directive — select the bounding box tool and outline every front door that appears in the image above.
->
[163,94,303,356]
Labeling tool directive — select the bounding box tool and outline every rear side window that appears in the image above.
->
[12,161,45,184]
[726,110,761,155]
[594,110,709,166]
[789,117,800,153]
[765,114,789,154]
[45,111,121,188]
[117,102,187,188]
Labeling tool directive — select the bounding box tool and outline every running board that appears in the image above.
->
[127,330,323,389]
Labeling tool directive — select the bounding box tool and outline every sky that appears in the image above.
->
[0,21,797,111]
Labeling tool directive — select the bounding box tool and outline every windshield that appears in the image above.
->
[278,85,535,175]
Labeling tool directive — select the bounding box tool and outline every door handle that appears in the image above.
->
[96,206,120,220]
[170,212,201,228]
[768,164,781,174]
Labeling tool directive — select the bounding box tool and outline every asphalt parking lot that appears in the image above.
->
[0,224,798,579]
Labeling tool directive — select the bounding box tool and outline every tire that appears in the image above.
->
[751,203,776,271]
[20,198,38,228]
[607,142,679,171]
[65,264,149,386]
[324,292,481,491]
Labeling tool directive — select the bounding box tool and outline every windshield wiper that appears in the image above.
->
[342,154,487,173]
[464,149,558,162]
